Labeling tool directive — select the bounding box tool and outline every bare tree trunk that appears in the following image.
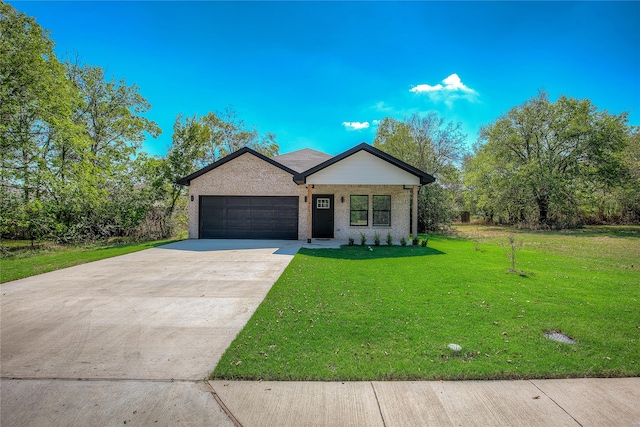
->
[537,194,549,225]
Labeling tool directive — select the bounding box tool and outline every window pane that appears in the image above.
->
[373,211,390,226]
[350,210,368,226]
[373,195,391,226]
[373,195,390,210]
[350,195,368,210]
[350,195,368,226]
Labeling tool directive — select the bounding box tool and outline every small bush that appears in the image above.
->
[373,232,381,246]
[400,236,407,246]
[386,232,393,246]
[348,237,354,246]
[421,238,428,247]
[359,232,367,246]
[412,237,419,246]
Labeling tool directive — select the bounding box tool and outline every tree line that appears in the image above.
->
[373,92,638,230]
[1,3,278,243]
[2,3,638,245]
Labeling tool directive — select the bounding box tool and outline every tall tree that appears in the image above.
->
[374,112,466,231]
[466,91,629,227]
[56,61,161,238]
[0,3,80,241]
[162,114,210,226]
[65,61,161,168]
[201,107,279,162]
[613,128,640,222]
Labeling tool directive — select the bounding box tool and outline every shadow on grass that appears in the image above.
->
[300,245,444,260]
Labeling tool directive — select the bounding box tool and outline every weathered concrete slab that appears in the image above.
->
[374,380,578,426]
[0,379,233,427]
[208,380,384,427]
[531,378,640,426]
[1,240,300,381]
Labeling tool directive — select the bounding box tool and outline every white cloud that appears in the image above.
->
[409,83,444,93]
[372,119,380,125]
[342,121,370,131]
[410,74,478,106]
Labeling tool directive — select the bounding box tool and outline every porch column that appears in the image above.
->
[412,185,418,241]
[307,184,312,243]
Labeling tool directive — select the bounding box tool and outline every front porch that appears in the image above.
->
[301,183,419,245]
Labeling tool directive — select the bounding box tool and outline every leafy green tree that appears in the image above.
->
[0,2,80,240]
[65,61,161,167]
[0,2,163,242]
[201,107,279,162]
[613,128,640,222]
[466,91,629,227]
[161,114,210,231]
[374,113,466,231]
[49,61,163,240]
[1,4,280,242]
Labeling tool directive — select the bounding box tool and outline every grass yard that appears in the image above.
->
[213,226,639,381]
[0,239,181,283]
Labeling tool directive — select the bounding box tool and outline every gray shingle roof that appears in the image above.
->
[272,148,332,173]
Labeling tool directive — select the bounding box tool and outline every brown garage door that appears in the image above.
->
[199,196,299,239]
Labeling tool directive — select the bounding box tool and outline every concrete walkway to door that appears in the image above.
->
[1,239,301,426]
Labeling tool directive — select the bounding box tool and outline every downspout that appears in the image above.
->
[412,185,418,241]
[307,184,312,243]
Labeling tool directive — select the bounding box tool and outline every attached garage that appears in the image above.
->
[199,196,299,239]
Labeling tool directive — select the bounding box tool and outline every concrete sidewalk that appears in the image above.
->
[2,377,638,426]
[208,378,640,427]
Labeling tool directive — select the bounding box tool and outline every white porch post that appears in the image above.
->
[412,185,418,241]
[307,184,312,243]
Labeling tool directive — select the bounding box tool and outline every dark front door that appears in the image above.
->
[312,194,334,238]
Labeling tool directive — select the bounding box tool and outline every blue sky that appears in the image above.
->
[12,1,640,157]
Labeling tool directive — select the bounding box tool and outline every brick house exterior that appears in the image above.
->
[178,143,434,243]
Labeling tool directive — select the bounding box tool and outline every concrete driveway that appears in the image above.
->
[1,239,301,425]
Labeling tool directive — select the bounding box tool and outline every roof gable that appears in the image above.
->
[177,143,435,186]
[176,147,298,186]
[294,143,435,185]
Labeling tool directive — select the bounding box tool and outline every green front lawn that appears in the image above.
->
[213,226,639,381]
[0,239,181,283]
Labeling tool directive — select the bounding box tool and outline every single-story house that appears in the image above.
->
[176,142,435,243]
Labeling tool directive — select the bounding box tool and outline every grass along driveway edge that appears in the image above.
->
[0,239,182,283]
